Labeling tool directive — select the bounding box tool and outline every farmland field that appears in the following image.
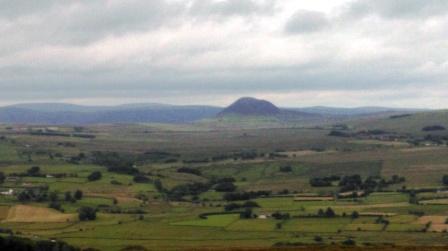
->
[1,122,448,251]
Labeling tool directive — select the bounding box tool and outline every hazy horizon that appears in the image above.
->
[0,97,435,110]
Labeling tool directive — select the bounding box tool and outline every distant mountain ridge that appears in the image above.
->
[289,106,429,116]
[0,98,429,125]
[0,103,222,124]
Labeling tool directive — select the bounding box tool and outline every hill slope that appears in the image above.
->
[350,110,448,134]
[0,104,222,124]
[218,97,281,116]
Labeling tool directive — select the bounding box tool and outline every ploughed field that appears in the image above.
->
[1,122,448,250]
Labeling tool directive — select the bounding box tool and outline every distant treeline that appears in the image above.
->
[0,235,79,251]
[29,131,95,139]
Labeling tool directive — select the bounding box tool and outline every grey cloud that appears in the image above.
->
[0,0,277,50]
[0,1,447,107]
[63,1,186,42]
[345,0,448,19]
[189,0,277,17]
[0,0,187,57]
[285,10,329,34]
[0,0,61,19]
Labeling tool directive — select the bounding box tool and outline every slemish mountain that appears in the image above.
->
[218,97,281,116]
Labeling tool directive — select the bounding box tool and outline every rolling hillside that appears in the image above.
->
[0,103,222,124]
[0,98,428,126]
[350,110,448,134]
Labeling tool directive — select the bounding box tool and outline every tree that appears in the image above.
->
[317,209,325,217]
[214,182,236,192]
[272,212,290,220]
[325,207,336,218]
[279,166,292,172]
[351,211,359,219]
[443,175,448,186]
[154,179,163,192]
[27,166,40,177]
[78,206,97,221]
[74,190,83,200]
[409,191,418,204]
[87,171,102,181]
[240,208,253,219]
[48,201,63,212]
[49,191,59,202]
[177,167,202,176]
[133,174,150,183]
[17,191,31,202]
[342,239,356,246]
[0,172,5,184]
[64,191,72,202]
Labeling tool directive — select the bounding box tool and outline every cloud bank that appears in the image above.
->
[0,0,447,108]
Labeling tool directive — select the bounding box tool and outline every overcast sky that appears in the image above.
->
[0,0,447,108]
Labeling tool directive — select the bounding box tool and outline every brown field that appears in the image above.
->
[294,196,334,201]
[3,205,75,223]
[0,206,10,220]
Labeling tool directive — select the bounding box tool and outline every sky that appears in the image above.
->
[0,0,447,108]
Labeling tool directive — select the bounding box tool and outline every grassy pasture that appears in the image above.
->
[1,123,448,250]
[171,214,239,228]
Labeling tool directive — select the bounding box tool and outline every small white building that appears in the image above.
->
[0,189,14,196]
[258,214,269,219]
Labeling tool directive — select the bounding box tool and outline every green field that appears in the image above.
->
[1,122,448,250]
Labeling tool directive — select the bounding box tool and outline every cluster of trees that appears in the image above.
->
[422,125,446,132]
[214,181,236,192]
[317,207,336,218]
[239,208,254,219]
[309,175,341,187]
[16,186,83,212]
[27,166,41,177]
[279,166,293,173]
[423,134,448,145]
[67,153,86,164]
[223,191,271,201]
[271,211,290,220]
[443,175,448,186]
[48,190,83,211]
[165,182,211,201]
[90,152,166,186]
[177,167,201,176]
[310,174,406,193]
[328,130,350,137]
[17,188,49,203]
[133,174,151,183]
[91,151,138,174]
[140,151,180,163]
[87,171,102,181]
[340,175,405,192]
[7,166,80,179]
[158,177,240,201]
[78,206,96,221]
[233,150,259,160]
[224,201,259,211]
[208,150,265,163]
[0,235,79,251]
[338,175,364,192]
